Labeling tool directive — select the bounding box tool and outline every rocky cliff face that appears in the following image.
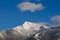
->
[0,22,60,40]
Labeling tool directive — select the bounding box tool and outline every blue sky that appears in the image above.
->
[0,0,60,30]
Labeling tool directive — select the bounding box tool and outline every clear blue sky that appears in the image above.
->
[0,0,60,30]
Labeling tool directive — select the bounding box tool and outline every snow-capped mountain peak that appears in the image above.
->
[12,21,50,37]
[23,21,50,30]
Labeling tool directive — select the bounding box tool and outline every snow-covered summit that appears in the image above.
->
[23,21,50,30]
[17,21,49,30]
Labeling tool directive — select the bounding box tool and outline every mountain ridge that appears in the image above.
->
[0,21,60,40]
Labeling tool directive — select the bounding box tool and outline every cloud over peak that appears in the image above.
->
[17,2,44,12]
[51,15,60,26]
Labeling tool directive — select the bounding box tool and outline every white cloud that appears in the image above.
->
[17,2,44,12]
[51,15,60,26]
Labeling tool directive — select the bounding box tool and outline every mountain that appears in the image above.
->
[0,21,60,40]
